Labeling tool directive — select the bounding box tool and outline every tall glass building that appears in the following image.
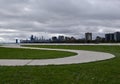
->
[114,32,120,42]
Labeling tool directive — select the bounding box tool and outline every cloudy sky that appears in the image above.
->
[0,0,120,43]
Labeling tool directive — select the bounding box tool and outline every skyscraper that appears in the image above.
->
[105,33,114,42]
[114,32,120,42]
[85,32,92,42]
[58,36,64,41]
[105,32,120,42]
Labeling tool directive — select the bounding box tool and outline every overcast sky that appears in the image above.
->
[0,0,120,43]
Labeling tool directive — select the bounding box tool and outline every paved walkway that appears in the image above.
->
[0,44,115,66]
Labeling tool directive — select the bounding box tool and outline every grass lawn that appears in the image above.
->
[0,47,76,59]
[0,45,120,84]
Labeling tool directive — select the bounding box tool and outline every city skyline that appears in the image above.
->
[1,0,120,43]
[20,31,120,43]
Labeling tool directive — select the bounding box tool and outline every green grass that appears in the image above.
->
[0,45,120,84]
[23,45,120,57]
[0,47,76,59]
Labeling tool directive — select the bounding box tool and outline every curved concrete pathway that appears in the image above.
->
[0,44,115,66]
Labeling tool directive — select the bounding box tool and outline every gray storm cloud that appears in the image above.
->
[0,0,120,42]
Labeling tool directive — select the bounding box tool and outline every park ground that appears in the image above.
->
[0,45,120,84]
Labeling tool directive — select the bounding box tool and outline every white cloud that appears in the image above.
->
[0,0,120,42]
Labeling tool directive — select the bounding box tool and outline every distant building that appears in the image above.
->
[65,37,71,41]
[105,33,114,42]
[16,39,18,43]
[58,36,64,41]
[105,32,120,42]
[52,36,58,42]
[20,32,120,43]
[114,32,120,42]
[70,37,76,41]
[95,36,105,43]
[30,35,34,41]
[96,36,102,41]
[85,32,92,42]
